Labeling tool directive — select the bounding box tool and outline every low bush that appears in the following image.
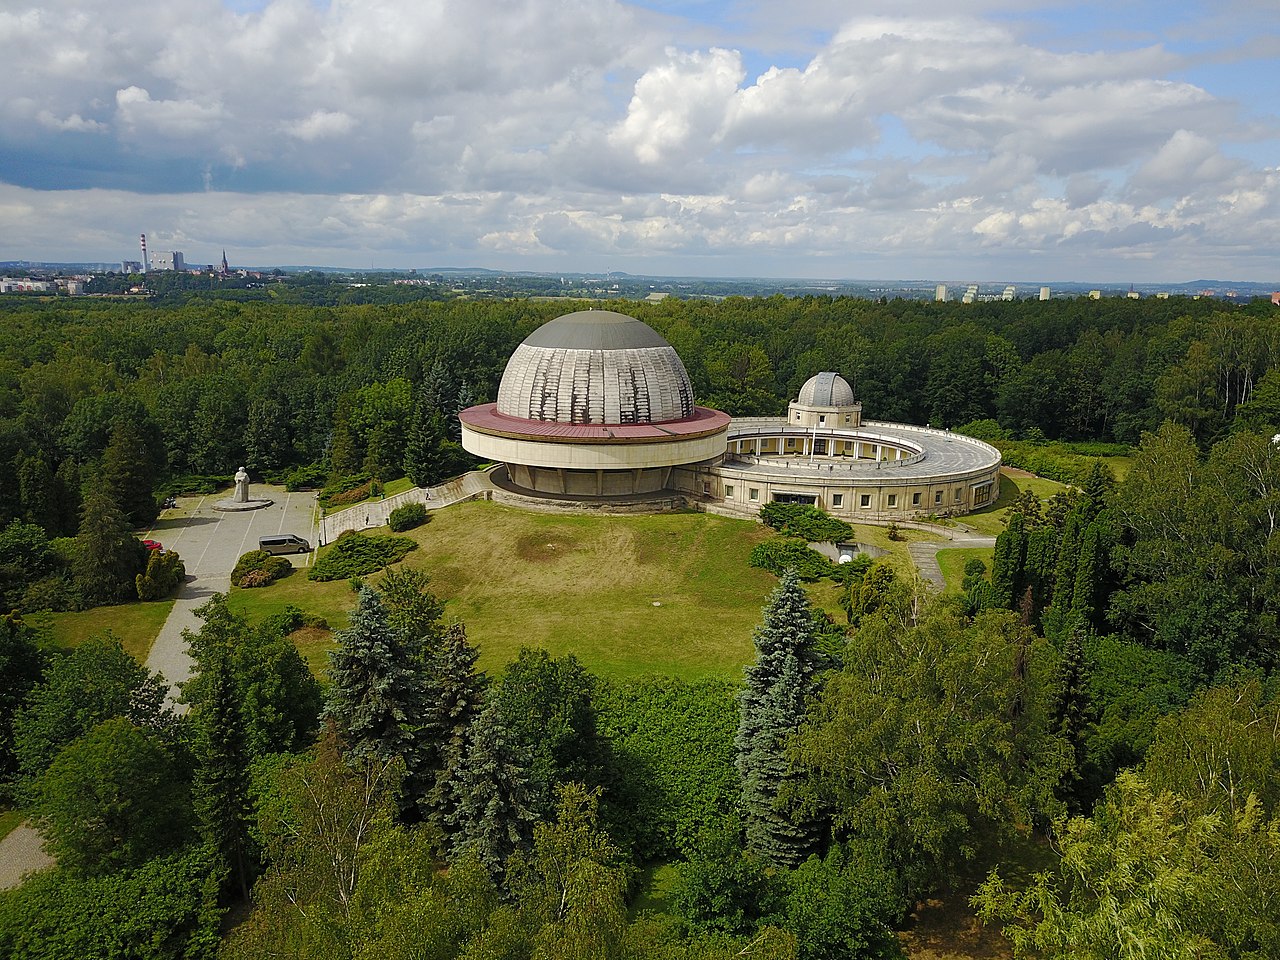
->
[748,538,836,581]
[759,503,852,543]
[307,532,416,582]
[136,549,186,601]
[230,550,293,588]
[257,605,329,636]
[387,502,428,532]
[274,463,327,491]
[160,474,231,496]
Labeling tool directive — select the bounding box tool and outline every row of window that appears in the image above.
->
[724,485,968,507]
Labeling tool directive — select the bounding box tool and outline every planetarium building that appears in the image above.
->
[459,309,1001,518]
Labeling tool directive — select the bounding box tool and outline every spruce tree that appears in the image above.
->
[735,568,821,867]
[440,701,538,880]
[414,622,486,823]
[73,489,146,605]
[325,587,429,764]
[403,397,448,488]
[193,649,253,900]
[101,416,160,526]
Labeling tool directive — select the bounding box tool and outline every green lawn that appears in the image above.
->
[0,808,23,843]
[398,501,779,679]
[228,500,782,680]
[936,547,995,596]
[29,599,176,660]
[959,469,1071,537]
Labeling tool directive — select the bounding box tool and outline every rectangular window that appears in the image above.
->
[844,415,851,424]
[934,491,943,505]
[888,494,897,507]
[795,412,801,420]
[832,494,843,508]
[912,492,922,506]
[749,488,759,502]
[860,494,871,508]
[819,415,826,425]
[786,438,795,449]
[724,485,734,498]
[955,489,963,502]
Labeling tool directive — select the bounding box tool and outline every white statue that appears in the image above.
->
[234,466,250,503]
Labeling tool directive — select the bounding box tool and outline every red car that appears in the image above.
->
[141,539,163,551]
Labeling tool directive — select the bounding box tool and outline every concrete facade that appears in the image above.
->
[461,312,1002,516]
[674,418,1001,520]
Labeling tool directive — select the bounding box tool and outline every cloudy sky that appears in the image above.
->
[2,0,1278,281]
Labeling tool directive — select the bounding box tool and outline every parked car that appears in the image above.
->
[259,534,311,555]
[141,539,163,551]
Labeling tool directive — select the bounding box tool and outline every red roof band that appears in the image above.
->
[459,403,731,443]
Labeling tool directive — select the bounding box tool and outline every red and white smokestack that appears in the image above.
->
[140,233,149,272]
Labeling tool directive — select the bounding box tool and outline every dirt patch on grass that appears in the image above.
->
[900,893,1012,960]
[514,533,582,562]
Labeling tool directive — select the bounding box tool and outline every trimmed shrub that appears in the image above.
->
[307,532,416,582]
[230,550,293,588]
[387,502,428,532]
[759,503,852,543]
[748,538,836,581]
[136,549,186,601]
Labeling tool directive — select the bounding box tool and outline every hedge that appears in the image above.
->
[387,502,428,532]
[230,550,293,588]
[307,532,417,582]
[748,538,836,580]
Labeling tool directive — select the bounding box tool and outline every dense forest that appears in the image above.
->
[0,291,1278,958]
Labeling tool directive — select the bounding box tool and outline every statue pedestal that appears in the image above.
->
[212,497,274,512]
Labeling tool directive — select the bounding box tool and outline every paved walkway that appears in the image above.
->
[2,484,322,889]
[0,823,53,891]
[142,485,319,709]
[908,530,997,591]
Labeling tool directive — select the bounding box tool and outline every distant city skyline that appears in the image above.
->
[2,0,1277,282]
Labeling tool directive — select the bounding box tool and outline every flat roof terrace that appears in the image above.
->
[723,418,1002,482]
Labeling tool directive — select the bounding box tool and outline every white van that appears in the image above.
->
[259,534,311,555]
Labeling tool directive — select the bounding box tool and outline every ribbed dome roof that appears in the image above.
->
[496,310,695,424]
[797,372,855,407]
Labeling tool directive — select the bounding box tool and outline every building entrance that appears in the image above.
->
[772,492,817,505]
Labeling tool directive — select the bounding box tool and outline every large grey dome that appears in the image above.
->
[496,310,695,424]
[797,372,855,407]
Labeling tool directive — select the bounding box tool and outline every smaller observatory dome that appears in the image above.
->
[497,310,695,424]
[797,371,856,407]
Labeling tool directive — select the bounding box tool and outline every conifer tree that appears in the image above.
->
[1049,510,1083,613]
[73,489,146,605]
[325,587,429,764]
[101,416,160,526]
[403,398,448,488]
[440,701,538,880]
[991,512,1027,610]
[735,568,822,867]
[193,649,253,901]
[1071,522,1104,630]
[1053,628,1093,809]
[414,622,486,823]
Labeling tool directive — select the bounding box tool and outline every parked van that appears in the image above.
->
[259,534,311,555]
